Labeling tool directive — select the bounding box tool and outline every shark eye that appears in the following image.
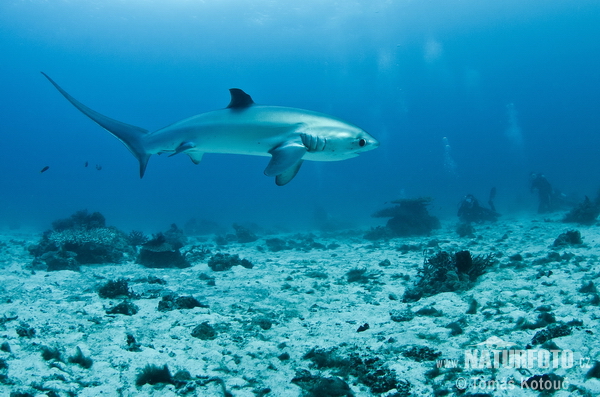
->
[358,138,367,147]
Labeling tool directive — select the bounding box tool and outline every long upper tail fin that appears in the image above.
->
[41,72,151,178]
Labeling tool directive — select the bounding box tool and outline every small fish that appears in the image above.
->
[40,166,50,173]
[84,161,88,167]
[96,164,102,170]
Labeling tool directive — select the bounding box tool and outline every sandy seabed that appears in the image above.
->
[1,214,599,397]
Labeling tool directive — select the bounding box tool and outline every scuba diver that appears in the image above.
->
[530,173,553,213]
[457,190,500,223]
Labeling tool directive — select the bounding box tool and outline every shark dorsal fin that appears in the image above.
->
[227,88,255,109]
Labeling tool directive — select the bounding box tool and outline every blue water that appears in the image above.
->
[1,0,599,233]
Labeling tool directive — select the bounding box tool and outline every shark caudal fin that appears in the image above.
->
[41,72,151,178]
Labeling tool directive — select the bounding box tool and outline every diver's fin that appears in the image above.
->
[42,72,151,178]
[264,141,306,177]
[276,160,304,186]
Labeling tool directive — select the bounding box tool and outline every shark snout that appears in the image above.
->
[358,134,379,153]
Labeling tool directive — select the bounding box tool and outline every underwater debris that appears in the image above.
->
[1,342,11,353]
[0,358,7,384]
[466,298,478,314]
[289,234,327,251]
[402,250,495,302]
[302,346,410,395]
[135,364,174,387]
[306,270,328,279]
[401,346,442,362]
[516,311,556,330]
[198,272,216,286]
[378,259,391,267]
[253,316,274,330]
[586,361,600,379]
[232,223,258,243]
[291,370,353,397]
[254,387,272,396]
[265,237,288,252]
[10,392,36,397]
[531,323,573,345]
[415,305,442,317]
[98,278,132,299]
[346,268,378,284]
[445,320,464,336]
[207,253,253,271]
[390,309,414,323]
[367,197,440,239]
[0,315,18,326]
[553,230,583,246]
[125,333,142,352]
[40,346,62,362]
[106,301,139,316]
[137,232,190,268]
[356,323,369,332]
[146,275,167,285]
[191,322,217,340]
[15,322,35,338]
[68,346,93,369]
[563,192,600,225]
[579,281,597,294]
[509,253,523,262]
[157,293,208,312]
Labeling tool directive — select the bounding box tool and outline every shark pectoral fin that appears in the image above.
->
[168,142,195,157]
[276,160,303,186]
[187,152,204,165]
[264,142,306,177]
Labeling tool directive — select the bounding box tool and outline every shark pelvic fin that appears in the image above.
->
[168,141,196,157]
[187,152,204,165]
[264,141,306,177]
[227,88,255,109]
[41,72,151,178]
